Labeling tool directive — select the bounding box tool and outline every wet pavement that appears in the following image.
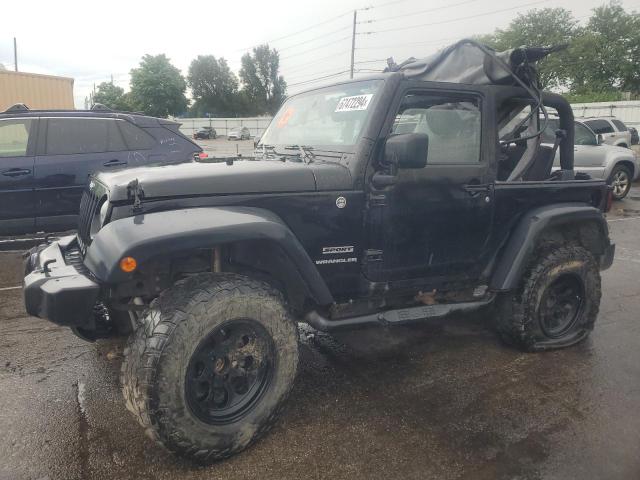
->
[1,186,640,480]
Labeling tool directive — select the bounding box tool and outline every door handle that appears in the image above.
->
[463,183,492,202]
[2,168,31,177]
[103,159,127,167]
[463,183,491,194]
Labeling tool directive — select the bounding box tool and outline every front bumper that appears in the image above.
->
[23,235,100,327]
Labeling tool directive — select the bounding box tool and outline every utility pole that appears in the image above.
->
[350,10,357,79]
[13,37,18,72]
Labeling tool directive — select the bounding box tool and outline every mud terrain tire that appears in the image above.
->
[121,273,299,463]
[495,245,601,352]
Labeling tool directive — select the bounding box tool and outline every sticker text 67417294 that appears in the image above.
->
[335,94,374,112]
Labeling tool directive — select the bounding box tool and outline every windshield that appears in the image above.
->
[260,80,382,149]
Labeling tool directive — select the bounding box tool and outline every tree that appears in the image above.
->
[477,8,578,90]
[239,44,286,115]
[187,55,239,117]
[475,1,640,100]
[570,2,640,95]
[93,81,133,111]
[129,54,189,117]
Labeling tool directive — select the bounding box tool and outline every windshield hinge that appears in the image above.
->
[364,249,384,263]
[127,179,144,212]
[368,193,387,208]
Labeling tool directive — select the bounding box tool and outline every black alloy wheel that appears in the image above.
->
[538,273,584,338]
[186,319,275,425]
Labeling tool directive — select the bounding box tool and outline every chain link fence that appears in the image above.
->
[176,117,273,138]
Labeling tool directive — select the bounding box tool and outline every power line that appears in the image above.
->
[282,51,351,74]
[286,58,376,82]
[359,0,481,24]
[235,0,426,55]
[287,70,351,87]
[359,0,552,34]
[365,0,415,10]
[286,66,353,82]
[280,36,351,60]
[237,9,353,51]
[277,24,351,53]
[355,35,461,50]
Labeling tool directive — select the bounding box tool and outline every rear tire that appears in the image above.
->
[495,245,601,352]
[609,164,632,200]
[121,273,299,463]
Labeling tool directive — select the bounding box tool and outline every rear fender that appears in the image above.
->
[85,207,334,306]
[490,203,612,291]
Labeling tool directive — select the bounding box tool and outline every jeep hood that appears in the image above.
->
[95,159,352,202]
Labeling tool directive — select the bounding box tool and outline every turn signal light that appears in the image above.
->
[119,256,137,273]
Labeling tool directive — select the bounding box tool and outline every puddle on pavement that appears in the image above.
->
[613,207,640,217]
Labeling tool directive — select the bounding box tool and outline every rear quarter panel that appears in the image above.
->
[483,180,607,279]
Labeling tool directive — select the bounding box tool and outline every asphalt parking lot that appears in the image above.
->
[1,185,640,480]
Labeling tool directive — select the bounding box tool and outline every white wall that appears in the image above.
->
[176,117,273,138]
[571,101,640,127]
[177,101,640,139]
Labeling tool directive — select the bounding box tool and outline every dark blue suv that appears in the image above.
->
[0,104,202,235]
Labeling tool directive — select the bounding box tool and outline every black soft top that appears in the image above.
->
[385,39,563,88]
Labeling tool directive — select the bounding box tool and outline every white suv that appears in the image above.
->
[580,117,632,148]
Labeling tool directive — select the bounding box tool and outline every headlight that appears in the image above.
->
[99,199,110,226]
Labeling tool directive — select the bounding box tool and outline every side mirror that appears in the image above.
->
[384,133,429,169]
[596,134,603,145]
[254,135,261,148]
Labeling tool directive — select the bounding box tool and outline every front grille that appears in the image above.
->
[77,189,101,255]
[64,245,90,275]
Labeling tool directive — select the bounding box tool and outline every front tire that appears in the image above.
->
[121,273,299,463]
[495,245,601,352]
[609,164,632,200]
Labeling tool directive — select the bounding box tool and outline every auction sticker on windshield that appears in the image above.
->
[277,107,295,128]
[335,94,374,112]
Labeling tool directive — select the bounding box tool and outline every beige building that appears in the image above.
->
[0,70,74,111]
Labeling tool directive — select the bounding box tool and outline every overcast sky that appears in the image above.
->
[1,0,638,108]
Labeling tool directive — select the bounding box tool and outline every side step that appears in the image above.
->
[304,297,494,332]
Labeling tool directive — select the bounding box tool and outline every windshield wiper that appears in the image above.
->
[255,144,283,160]
[284,144,315,164]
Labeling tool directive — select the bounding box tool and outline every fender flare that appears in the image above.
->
[85,207,334,306]
[489,203,611,291]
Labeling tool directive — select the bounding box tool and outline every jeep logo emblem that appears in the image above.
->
[336,196,347,209]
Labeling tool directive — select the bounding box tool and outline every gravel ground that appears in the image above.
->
[0,185,639,480]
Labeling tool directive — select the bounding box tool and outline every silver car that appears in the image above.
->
[544,119,639,199]
[227,126,250,141]
[579,116,632,148]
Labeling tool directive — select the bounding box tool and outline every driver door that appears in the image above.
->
[364,88,494,286]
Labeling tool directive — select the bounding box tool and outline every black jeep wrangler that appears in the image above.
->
[23,41,615,463]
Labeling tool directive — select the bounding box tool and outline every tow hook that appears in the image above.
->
[42,259,56,274]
